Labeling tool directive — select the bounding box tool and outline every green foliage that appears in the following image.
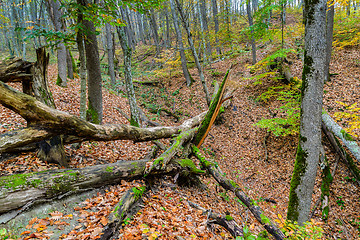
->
[275,215,323,239]
[255,80,301,136]
[350,217,360,237]
[334,101,360,138]
[235,225,267,240]
[333,11,360,49]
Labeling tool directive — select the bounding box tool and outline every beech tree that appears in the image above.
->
[287,0,327,224]
[45,0,68,87]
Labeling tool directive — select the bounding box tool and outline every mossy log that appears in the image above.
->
[101,185,147,240]
[0,79,206,152]
[188,200,243,238]
[322,111,360,164]
[144,128,197,175]
[322,121,360,185]
[0,159,187,215]
[192,146,285,240]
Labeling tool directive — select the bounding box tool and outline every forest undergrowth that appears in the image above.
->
[1,11,360,240]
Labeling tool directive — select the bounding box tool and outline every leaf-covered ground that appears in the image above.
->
[1,38,360,240]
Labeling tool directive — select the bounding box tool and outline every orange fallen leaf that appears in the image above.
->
[20,230,31,235]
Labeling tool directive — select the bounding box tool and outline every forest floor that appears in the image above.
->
[1,42,360,239]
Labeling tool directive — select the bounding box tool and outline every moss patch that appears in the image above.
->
[178,159,205,174]
[340,129,354,141]
[287,137,308,222]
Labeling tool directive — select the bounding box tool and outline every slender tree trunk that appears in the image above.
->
[66,48,74,79]
[76,8,87,121]
[199,0,212,61]
[79,0,103,124]
[174,0,211,106]
[287,0,327,224]
[169,0,193,86]
[246,0,257,65]
[117,27,141,127]
[106,23,116,85]
[148,9,161,56]
[324,0,334,82]
[45,0,67,87]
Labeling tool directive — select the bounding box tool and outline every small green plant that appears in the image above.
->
[336,196,345,209]
[350,217,360,237]
[123,217,131,225]
[255,79,301,136]
[275,215,324,239]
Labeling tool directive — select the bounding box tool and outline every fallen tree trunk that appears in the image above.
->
[0,58,33,83]
[322,111,360,163]
[0,80,206,152]
[101,185,147,240]
[322,121,360,185]
[0,159,190,215]
[192,146,285,240]
[188,200,243,238]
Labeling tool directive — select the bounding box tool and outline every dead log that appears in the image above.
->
[322,121,360,185]
[0,80,205,152]
[0,58,33,83]
[322,111,360,163]
[101,185,147,240]
[188,200,243,238]
[0,158,191,215]
[192,146,285,240]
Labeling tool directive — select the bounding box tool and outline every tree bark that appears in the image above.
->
[324,0,334,82]
[174,0,211,106]
[192,146,285,240]
[0,159,185,214]
[322,111,360,163]
[211,0,221,55]
[106,23,116,86]
[80,0,103,124]
[45,0,67,87]
[246,0,257,65]
[31,48,68,167]
[0,81,206,151]
[287,0,327,224]
[169,0,193,86]
[117,26,141,127]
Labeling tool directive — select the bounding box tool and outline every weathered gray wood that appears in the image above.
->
[0,159,181,214]
[0,81,205,152]
[322,111,360,163]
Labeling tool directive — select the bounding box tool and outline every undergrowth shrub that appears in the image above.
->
[254,78,301,136]
[333,11,360,49]
[334,101,360,138]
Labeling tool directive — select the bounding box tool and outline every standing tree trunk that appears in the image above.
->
[199,0,212,61]
[287,0,327,224]
[173,0,211,106]
[106,23,116,86]
[148,8,161,56]
[79,0,103,124]
[76,7,87,121]
[246,0,256,65]
[45,0,67,87]
[117,26,141,127]
[324,0,334,82]
[31,48,68,167]
[66,48,74,79]
[169,0,193,86]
